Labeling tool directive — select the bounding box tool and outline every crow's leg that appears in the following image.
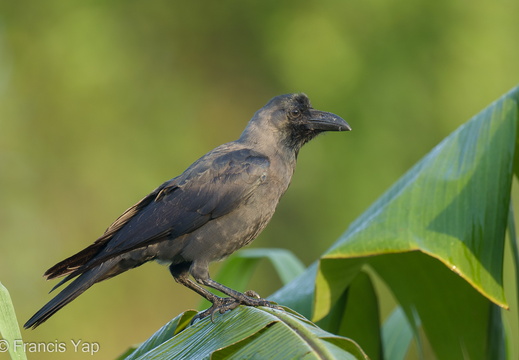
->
[189,262,281,320]
[169,263,237,323]
[169,263,220,303]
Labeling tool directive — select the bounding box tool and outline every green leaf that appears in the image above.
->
[121,310,197,360]
[506,203,519,359]
[233,248,306,285]
[317,271,382,360]
[322,88,518,308]
[0,282,27,360]
[370,252,492,360]
[125,306,367,360]
[381,307,413,360]
[270,262,319,318]
[486,303,506,360]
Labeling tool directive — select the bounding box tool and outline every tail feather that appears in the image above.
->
[44,242,105,280]
[25,261,116,329]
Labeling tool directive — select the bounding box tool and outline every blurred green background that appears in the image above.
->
[1,1,518,359]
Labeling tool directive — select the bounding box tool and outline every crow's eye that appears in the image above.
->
[289,109,301,118]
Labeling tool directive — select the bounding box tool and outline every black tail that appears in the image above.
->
[24,261,116,329]
[44,241,105,280]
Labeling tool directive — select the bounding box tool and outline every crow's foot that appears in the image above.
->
[192,291,281,324]
[240,290,281,310]
[191,297,238,324]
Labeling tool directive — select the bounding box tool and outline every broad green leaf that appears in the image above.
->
[231,248,306,285]
[270,261,319,318]
[506,203,519,359]
[322,88,518,308]
[509,203,519,323]
[486,303,506,360]
[0,282,27,360]
[370,252,492,360]
[317,271,382,360]
[381,307,413,360]
[121,310,197,360]
[199,248,305,310]
[314,258,365,321]
[126,306,367,360]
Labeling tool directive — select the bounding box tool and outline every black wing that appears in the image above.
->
[46,147,270,281]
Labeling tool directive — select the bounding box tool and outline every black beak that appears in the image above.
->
[305,109,351,132]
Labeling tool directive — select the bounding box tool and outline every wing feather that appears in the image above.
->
[46,146,270,283]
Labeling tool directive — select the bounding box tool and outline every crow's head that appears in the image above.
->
[242,93,350,152]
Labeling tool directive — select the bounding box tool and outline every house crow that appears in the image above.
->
[25,93,350,328]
